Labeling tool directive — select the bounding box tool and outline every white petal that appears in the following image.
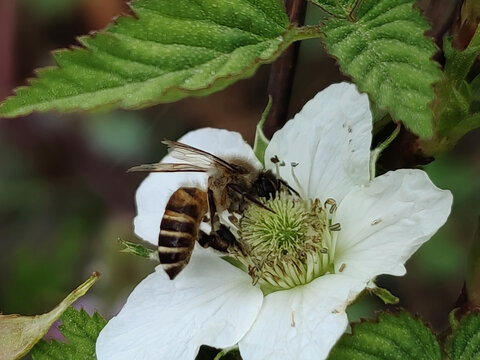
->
[96,251,263,360]
[265,83,372,202]
[134,128,260,244]
[239,274,365,360]
[334,169,453,281]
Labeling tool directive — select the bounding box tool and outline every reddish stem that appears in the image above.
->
[264,0,307,138]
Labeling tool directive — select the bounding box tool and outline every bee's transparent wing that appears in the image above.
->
[127,163,207,173]
[163,140,238,172]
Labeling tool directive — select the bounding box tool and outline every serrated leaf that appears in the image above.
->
[31,307,106,360]
[318,0,442,138]
[329,310,441,360]
[446,311,480,360]
[0,273,99,360]
[0,0,297,117]
[422,25,480,154]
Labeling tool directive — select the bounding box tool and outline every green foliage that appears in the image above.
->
[424,24,480,154]
[0,274,98,360]
[0,0,297,117]
[467,220,480,307]
[318,0,442,138]
[446,312,480,360]
[313,0,356,17]
[31,307,106,360]
[329,311,441,360]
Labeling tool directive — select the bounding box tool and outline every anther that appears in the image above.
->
[329,223,341,231]
[324,198,337,213]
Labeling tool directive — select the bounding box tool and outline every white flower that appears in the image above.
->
[96,83,453,360]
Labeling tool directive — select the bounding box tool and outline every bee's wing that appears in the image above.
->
[127,163,207,173]
[162,140,239,172]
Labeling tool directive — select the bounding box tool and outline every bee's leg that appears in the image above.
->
[198,225,243,253]
[203,189,245,253]
[227,183,275,213]
[207,188,221,232]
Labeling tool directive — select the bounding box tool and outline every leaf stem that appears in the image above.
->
[264,0,308,138]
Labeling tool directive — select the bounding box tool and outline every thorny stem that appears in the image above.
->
[264,0,308,138]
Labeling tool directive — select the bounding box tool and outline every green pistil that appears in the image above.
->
[233,193,339,294]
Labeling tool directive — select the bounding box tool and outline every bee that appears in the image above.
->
[129,140,294,279]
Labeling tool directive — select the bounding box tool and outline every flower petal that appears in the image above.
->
[265,83,372,202]
[96,250,263,360]
[334,169,453,281]
[239,274,365,360]
[134,128,260,244]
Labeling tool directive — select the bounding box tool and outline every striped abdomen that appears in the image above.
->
[158,187,208,280]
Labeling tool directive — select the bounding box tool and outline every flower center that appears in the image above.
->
[229,193,340,293]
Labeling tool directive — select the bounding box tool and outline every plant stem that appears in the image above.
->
[264,0,308,138]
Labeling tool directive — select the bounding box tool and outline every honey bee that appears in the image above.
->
[129,140,294,279]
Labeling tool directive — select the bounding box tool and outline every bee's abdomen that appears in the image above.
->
[158,187,207,280]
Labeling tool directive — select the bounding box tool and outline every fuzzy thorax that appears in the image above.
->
[232,193,340,293]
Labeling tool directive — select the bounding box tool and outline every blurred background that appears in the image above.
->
[0,0,478,340]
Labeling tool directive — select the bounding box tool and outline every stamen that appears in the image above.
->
[324,198,337,213]
[290,163,307,200]
[231,193,342,293]
[329,223,341,231]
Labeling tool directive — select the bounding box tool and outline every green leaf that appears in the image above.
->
[253,96,272,166]
[31,307,106,360]
[0,0,297,117]
[118,238,158,261]
[318,0,442,138]
[0,273,99,360]
[421,24,480,155]
[434,25,480,135]
[444,25,480,80]
[329,310,441,360]
[446,311,480,360]
[313,0,356,17]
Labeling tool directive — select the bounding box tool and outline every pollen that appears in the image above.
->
[232,193,340,294]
